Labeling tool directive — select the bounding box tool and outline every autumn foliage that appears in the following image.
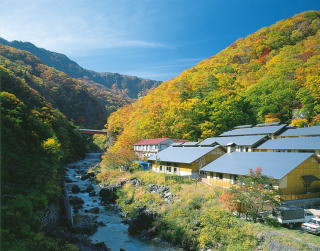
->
[106,11,320,153]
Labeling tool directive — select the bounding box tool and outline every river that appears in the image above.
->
[65,153,178,251]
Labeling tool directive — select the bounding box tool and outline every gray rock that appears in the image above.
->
[72,185,81,193]
[89,191,96,197]
[69,196,84,206]
[128,207,158,235]
[86,184,94,193]
[72,215,98,235]
[86,207,100,214]
[99,186,119,203]
[65,177,74,183]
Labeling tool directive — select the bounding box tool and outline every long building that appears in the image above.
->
[219,123,287,138]
[198,135,267,152]
[133,138,188,158]
[277,126,320,138]
[200,152,320,200]
[149,145,226,177]
[255,136,320,156]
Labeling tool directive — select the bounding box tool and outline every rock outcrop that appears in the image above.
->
[127,206,158,236]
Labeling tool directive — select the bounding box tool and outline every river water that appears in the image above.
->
[65,153,178,251]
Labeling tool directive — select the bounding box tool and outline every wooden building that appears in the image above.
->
[149,145,226,177]
[200,152,320,200]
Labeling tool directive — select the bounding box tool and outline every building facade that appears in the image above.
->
[149,145,226,177]
[255,136,320,157]
[200,152,320,200]
[133,138,188,158]
[198,135,268,153]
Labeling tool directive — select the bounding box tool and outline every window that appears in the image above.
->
[230,175,238,184]
[160,166,162,171]
[167,166,171,172]
[173,168,177,173]
[216,173,223,179]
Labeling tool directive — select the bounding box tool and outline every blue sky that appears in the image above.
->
[1,0,319,81]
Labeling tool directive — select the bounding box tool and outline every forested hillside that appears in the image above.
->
[0,62,92,248]
[107,11,320,152]
[0,45,129,128]
[0,38,161,98]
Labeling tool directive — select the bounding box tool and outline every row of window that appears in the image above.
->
[159,165,178,173]
[134,145,158,151]
[203,172,238,181]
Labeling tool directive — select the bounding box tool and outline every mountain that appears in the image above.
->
[0,37,161,98]
[0,44,128,128]
[106,11,320,153]
[1,50,92,249]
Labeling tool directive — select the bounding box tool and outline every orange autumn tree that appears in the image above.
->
[222,168,280,223]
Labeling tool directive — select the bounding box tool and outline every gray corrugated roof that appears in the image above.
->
[234,125,252,129]
[255,122,281,127]
[200,152,313,179]
[279,126,320,137]
[199,135,267,146]
[258,137,320,150]
[182,141,199,146]
[171,142,183,146]
[148,146,220,164]
[220,124,287,136]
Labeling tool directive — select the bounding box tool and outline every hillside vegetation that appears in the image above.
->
[96,166,320,250]
[0,37,161,98]
[106,11,320,152]
[0,45,129,128]
[0,63,91,249]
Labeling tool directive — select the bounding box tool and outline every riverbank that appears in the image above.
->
[96,164,320,251]
[63,153,178,251]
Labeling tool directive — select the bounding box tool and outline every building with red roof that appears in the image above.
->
[133,138,188,158]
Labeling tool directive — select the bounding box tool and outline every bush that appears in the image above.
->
[198,207,257,250]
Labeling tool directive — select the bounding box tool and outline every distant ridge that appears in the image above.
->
[0,37,161,98]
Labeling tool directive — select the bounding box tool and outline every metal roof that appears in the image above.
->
[256,122,281,127]
[148,145,220,164]
[200,152,313,179]
[199,135,267,146]
[258,137,320,150]
[181,141,199,146]
[220,124,287,136]
[171,142,183,146]
[279,126,320,137]
[133,138,170,145]
[233,125,252,129]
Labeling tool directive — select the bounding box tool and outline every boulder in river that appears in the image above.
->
[69,196,84,206]
[85,207,100,214]
[65,177,74,183]
[127,206,158,235]
[99,186,119,203]
[92,242,110,250]
[67,164,79,169]
[81,172,95,180]
[72,215,98,235]
[85,184,94,193]
[89,191,96,197]
[71,185,81,193]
